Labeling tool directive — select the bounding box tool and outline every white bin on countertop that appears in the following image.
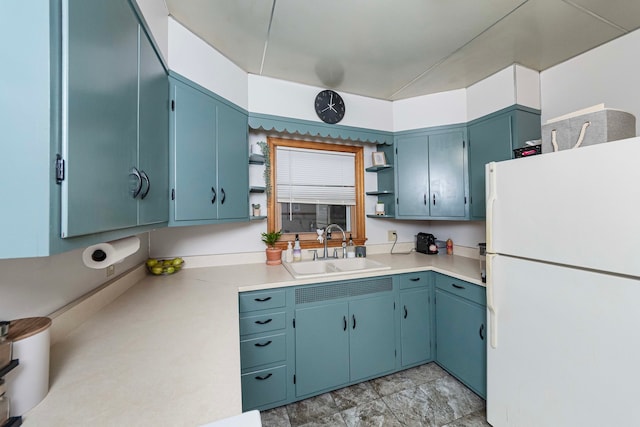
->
[5,317,51,417]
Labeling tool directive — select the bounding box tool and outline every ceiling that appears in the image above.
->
[165,0,640,101]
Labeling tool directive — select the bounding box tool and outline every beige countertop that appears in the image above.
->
[23,252,482,426]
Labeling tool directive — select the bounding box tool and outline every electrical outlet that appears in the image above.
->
[387,230,397,242]
[106,265,115,277]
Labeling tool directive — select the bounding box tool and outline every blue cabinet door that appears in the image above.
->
[396,135,429,217]
[137,27,168,225]
[468,107,540,219]
[295,302,349,397]
[428,130,466,218]
[170,78,218,221]
[62,0,139,237]
[435,288,486,397]
[400,287,432,366]
[217,103,249,220]
[349,294,396,381]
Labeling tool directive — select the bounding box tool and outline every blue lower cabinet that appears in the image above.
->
[240,333,286,370]
[294,302,350,396]
[241,365,287,410]
[435,275,487,398]
[294,277,396,398]
[398,272,433,367]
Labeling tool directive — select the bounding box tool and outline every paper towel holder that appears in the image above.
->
[91,250,107,262]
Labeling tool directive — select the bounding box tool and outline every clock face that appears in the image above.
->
[315,90,345,124]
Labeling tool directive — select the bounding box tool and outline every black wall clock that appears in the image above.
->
[315,90,345,124]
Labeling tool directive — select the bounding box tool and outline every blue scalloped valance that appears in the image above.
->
[248,113,393,145]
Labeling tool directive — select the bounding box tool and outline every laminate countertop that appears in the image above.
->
[23,252,483,426]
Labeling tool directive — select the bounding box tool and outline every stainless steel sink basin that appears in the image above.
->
[283,257,390,279]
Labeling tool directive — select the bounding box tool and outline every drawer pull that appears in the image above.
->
[403,306,408,319]
[352,314,356,330]
[254,297,272,302]
[255,373,272,381]
[255,318,272,325]
[452,283,465,290]
[254,340,272,347]
[343,316,347,331]
[410,277,420,282]
[479,324,485,340]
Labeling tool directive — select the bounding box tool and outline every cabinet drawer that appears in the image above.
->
[239,290,286,312]
[398,271,431,289]
[435,274,486,305]
[241,333,286,369]
[240,311,286,335]
[241,365,287,410]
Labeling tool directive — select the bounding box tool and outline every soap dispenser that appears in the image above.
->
[285,241,293,263]
[293,234,302,262]
[346,234,356,258]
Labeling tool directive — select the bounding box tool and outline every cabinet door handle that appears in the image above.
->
[423,194,427,205]
[410,277,420,282]
[130,167,142,198]
[211,187,217,204]
[254,340,272,347]
[433,194,436,205]
[403,306,408,319]
[452,283,465,290]
[254,297,272,302]
[343,316,347,331]
[140,170,150,200]
[352,314,356,330]
[221,188,226,204]
[255,373,272,381]
[479,324,485,340]
[255,318,272,325]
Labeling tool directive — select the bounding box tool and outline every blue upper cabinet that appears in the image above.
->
[1,0,169,258]
[467,105,540,219]
[169,74,249,226]
[395,126,468,220]
[61,0,140,237]
[137,27,169,225]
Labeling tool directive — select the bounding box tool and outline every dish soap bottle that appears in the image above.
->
[347,234,356,258]
[285,241,293,263]
[293,234,302,262]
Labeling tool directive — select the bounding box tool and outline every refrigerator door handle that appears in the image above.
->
[486,253,498,349]
[486,162,497,253]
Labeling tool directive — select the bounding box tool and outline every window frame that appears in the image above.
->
[266,137,366,250]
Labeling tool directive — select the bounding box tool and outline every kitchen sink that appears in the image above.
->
[283,257,390,279]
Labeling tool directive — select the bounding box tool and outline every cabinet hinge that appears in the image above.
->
[55,154,65,184]
[171,100,175,111]
[171,188,175,200]
[464,196,467,204]
[293,318,296,328]
[395,147,398,155]
[293,374,296,384]
[393,302,396,310]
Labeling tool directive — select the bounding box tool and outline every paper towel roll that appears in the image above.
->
[82,236,140,269]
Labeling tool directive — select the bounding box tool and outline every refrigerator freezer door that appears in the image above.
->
[487,254,640,427]
[486,136,640,278]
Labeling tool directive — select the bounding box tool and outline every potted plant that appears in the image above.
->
[261,229,283,265]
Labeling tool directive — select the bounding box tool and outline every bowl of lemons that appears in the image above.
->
[146,257,184,275]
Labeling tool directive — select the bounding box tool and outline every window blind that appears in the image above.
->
[276,147,356,205]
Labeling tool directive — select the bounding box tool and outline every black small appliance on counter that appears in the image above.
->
[416,233,438,254]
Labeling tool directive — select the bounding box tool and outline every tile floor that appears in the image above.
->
[260,362,490,427]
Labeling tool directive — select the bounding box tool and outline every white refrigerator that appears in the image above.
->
[485,136,640,427]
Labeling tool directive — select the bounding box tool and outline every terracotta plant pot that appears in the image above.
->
[265,247,283,265]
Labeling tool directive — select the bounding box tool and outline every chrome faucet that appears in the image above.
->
[322,224,346,259]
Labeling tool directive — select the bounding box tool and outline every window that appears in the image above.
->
[267,137,366,249]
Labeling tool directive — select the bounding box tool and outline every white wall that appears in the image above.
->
[134,0,169,63]
[248,75,394,131]
[540,28,640,134]
[392,89,467,131]
[168,18,248,109]
[0,235,149,320]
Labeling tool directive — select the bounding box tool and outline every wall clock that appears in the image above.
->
[314,90,345,124]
